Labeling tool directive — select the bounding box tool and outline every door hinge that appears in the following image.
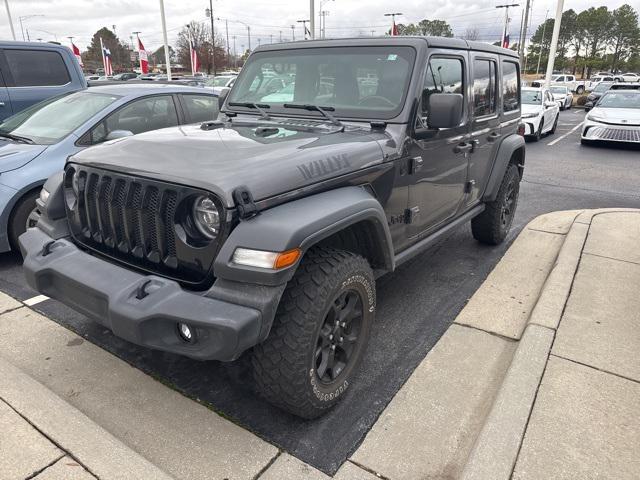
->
[464,180,476,194]
[233,186,259,220]
[404,206,420,224]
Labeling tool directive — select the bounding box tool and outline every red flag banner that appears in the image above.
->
[189,33,200,75]
[138,37,149,74]
[71,42,83,67]
[391,20,398,36]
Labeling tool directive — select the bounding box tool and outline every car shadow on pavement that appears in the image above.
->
[22,224,512,475]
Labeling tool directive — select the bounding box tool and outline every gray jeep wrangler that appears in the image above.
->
[20,37,524,418]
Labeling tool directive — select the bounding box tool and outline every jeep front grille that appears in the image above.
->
[64,164,224,287]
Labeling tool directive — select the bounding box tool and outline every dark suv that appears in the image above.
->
[21,37,525,418]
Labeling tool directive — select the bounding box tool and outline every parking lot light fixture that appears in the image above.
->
[3,0,16,40]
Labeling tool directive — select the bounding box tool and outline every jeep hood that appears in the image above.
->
[69,122,385,207]
[0,140,48,174]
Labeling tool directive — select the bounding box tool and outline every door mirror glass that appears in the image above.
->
[426,93,463,129]
[105,129,133,140]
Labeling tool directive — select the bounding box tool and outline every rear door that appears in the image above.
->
[467,52,500,205]
[0,47,74,118]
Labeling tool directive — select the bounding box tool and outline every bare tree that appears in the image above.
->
[462,27,480,41]
[176,21,227,74]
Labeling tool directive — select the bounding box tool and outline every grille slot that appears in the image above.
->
[65,165,222,286]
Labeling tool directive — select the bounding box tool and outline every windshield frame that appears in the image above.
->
[226,45,418,122]
[0,90,122,145]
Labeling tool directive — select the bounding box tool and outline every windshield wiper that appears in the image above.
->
[0,132,35,144]
[283,103,343,127]
[228,102,271,120]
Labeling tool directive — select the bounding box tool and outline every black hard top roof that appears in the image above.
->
[255,36,519,58]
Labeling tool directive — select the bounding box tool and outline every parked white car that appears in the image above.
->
[620,73,640,82]
[521,87,560,141]
[586,75,620,91]
[581,89,640,145]
[550,85,573,110]
[551,74,586,94]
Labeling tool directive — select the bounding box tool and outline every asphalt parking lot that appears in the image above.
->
[1,107,639,474]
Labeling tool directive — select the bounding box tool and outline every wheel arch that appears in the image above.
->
[482,134,525,202]
[0,180,45,252]
[213,186,395,286]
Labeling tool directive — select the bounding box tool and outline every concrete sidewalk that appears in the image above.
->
[2,208,639,479]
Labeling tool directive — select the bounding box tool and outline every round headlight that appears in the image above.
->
[192,196,220,239]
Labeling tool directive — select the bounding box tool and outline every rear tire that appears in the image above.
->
[576,86,584,95]
[472,164,520,245]
[252,247,375,419]
[8,191,39,251]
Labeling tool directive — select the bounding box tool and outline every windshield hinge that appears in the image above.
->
[233,186,259,220]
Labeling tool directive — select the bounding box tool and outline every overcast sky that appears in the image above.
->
[2,0,639,54]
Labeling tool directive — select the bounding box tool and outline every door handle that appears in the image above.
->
[0,102,5,107]
[453,142,473,154]
[487,132,501,143]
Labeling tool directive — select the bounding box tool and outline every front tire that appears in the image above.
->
[472,164,520,245]
[532,119,543,142]
[550,114,559,134]
[252,247,375,419]
[8,191,39,251]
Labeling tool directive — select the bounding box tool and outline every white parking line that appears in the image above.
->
[23,295,49,307]
[547,122,584,146]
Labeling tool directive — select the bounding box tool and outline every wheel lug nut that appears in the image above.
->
[329,334,333,340]
[331,345,336,350]
[339,336,344,343]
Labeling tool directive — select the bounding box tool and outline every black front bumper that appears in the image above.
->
[20,228,263,361]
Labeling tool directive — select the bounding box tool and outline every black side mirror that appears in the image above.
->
[427,93,464,129]
[218,88,230,109]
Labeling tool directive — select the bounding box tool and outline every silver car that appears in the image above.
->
[0,84,218,251]
[581,89,640,145]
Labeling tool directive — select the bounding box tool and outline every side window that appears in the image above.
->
[472,59,497,117]
[567,75,575,82]
[420,57,464,122]
[556,76,565,82]
[90,95,178,144]
[4,49,71,87]
[182,94,219,123]
[502,61,520,113]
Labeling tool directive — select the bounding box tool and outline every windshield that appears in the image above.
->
[593,82,612,93]
[227,46,416,120]
[522,90,543,105]
[598,92,640,109]
[207,76,234,87]
[0,91,119,145]
[550,86,567,94]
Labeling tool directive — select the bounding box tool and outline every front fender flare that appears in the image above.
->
[214,186,394,286]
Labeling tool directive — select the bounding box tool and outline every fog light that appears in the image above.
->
[177,322,196,343]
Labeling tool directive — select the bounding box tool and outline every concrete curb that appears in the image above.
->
[460,212,592,480]
[0,356,174,480]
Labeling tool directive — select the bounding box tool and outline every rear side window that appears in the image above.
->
[4,49,71,87]
[502,61,520,113]
[182,94,219,123]
[472,59,497,117]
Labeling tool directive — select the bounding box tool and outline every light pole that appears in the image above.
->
[309,0,315,39]
[297,19,310,40]
[291,24,295,41]
[384,13,402,35]
[18,14,44,41]
[232,35,236,68]
[536,10,549,76]
[544,0,564,88]
[158,0,172,80]
[495,4,519,48]
[206,0,216,75]
[319,0,334,38]
[3,0,16,40]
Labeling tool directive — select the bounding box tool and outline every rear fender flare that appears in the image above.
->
[482,134,525,202]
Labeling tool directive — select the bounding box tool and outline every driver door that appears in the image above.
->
[406,52,471,238]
